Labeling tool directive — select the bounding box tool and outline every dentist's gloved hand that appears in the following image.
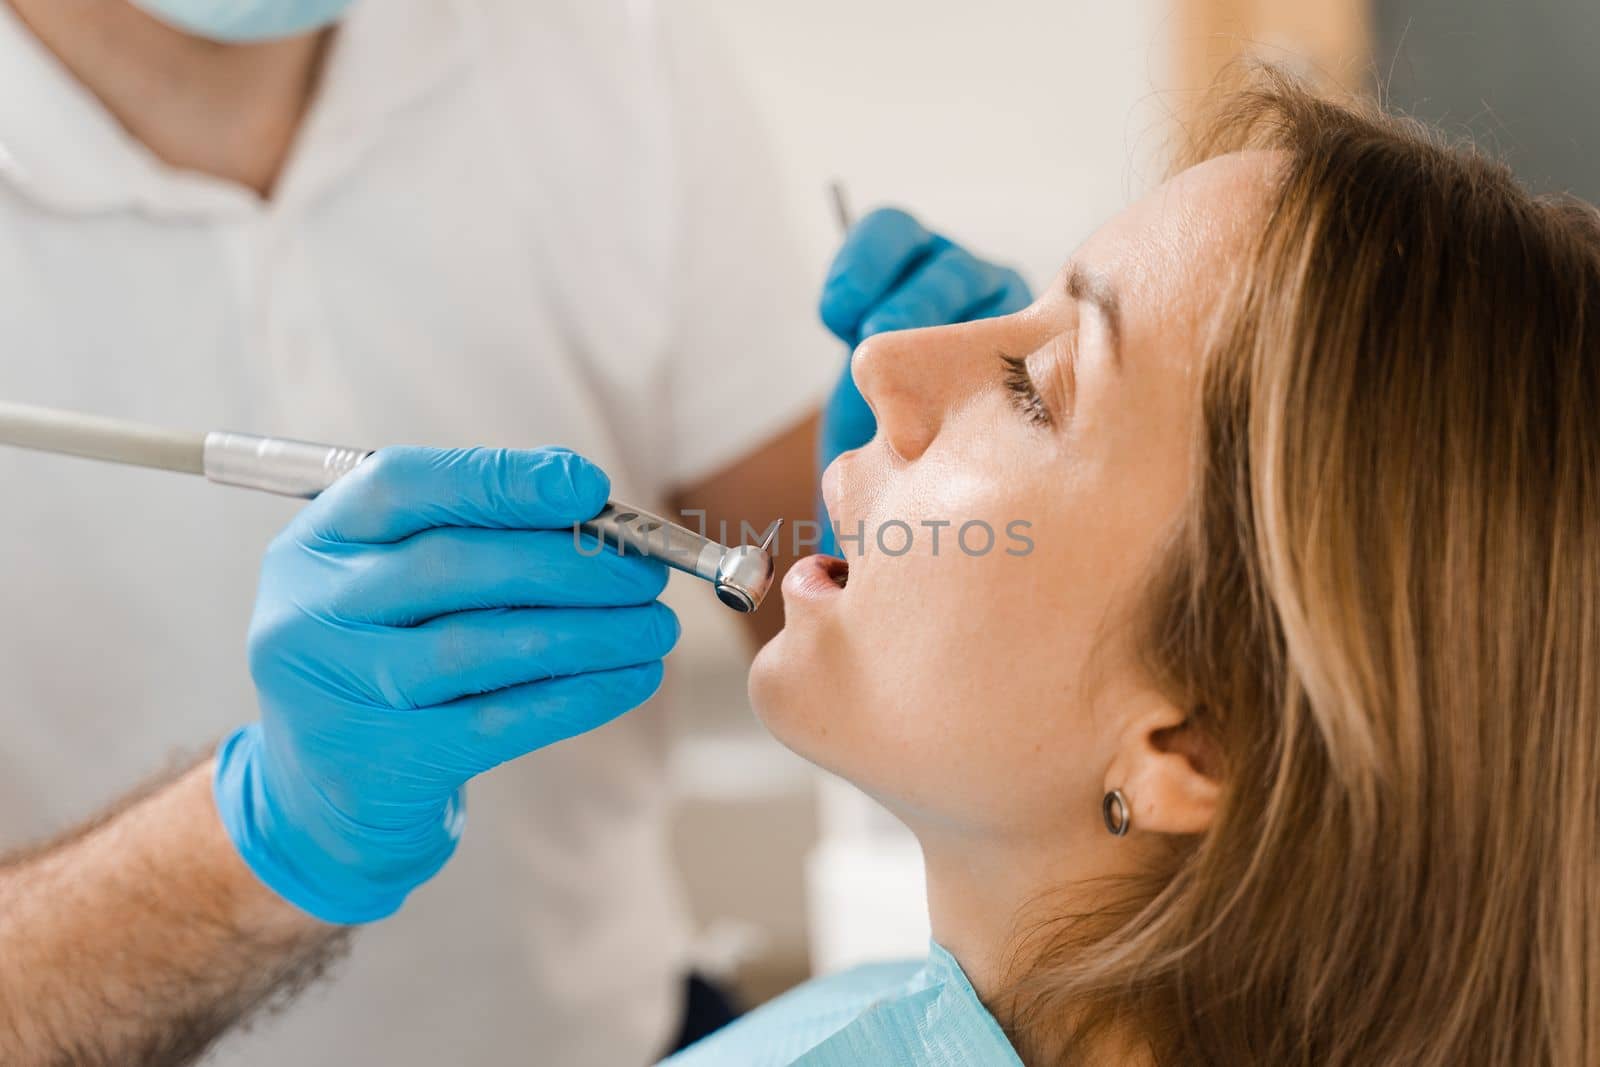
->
[816,208,1032,550]
[215,446,678,925]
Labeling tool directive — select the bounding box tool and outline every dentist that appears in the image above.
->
[0,0,1028,1062]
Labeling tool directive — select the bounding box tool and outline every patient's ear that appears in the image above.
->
[1106,701,1222,836]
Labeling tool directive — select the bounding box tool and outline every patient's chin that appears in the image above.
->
[747,630,796,730]
[747,627,842,765]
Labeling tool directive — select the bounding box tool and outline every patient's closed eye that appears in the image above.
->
[999,351,1051,427]
[998,332,1077,429]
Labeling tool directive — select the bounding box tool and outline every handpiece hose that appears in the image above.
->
[0,400,205,475]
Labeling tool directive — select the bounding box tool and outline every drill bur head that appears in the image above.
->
[713,544,774,613]
[713,519,782,612]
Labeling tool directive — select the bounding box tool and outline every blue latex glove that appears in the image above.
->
[816,208,1032,552]
[215,446,679,924]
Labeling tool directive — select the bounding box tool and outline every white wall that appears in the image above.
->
[690,0,1173,291]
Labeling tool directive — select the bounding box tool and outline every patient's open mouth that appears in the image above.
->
[782,553,851,603]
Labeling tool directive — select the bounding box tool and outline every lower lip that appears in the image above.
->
[782,554,848,603]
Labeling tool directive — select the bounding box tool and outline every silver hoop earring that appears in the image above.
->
[1102,789,1131,836]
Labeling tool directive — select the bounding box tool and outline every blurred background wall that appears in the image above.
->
[689,1,1178,303]
[1373,0,1600,202]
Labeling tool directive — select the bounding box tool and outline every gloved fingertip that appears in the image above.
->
[642,560,673,600]
[859,205,919,231]
[819,279,864,342]
[545,448,611,517]
[627,659,667,703]
[858,312,899,340]
[578,659,667,723]
[601,553,671,602]
[652,601,683,651]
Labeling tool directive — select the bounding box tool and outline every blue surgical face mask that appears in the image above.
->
[129,0,356,42]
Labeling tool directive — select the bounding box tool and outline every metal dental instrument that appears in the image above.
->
[581,502,780,613]
[828,179,854,233]
[0,400,779,613]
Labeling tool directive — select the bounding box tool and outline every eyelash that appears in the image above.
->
[999,352,1053,427]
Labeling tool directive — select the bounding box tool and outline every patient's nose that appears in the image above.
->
[851,320,1006,462]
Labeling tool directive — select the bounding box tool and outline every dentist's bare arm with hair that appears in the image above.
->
[0,759,345,1067]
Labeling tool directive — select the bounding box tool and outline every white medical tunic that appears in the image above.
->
[0,1,829,1063]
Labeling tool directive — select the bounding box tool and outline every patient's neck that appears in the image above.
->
[920,826,1155,1065]
[5,0,331,196]
[920,828,1093,1000]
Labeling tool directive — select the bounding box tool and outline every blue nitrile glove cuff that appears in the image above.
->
[213,724,463,925]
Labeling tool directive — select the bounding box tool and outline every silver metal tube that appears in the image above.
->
[203,431,372,498]
[579,503,726,583]
[200,432,781,610]
[829,179,854,233]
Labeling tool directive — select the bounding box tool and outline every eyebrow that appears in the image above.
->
[1065,263,1122,367]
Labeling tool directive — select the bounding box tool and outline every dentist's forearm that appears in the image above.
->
[0,758,348,1067]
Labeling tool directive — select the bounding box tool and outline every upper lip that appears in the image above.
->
[820,452,874,589]
[821,446,874,524]
[819,455,845,525]
[819,455,853,561]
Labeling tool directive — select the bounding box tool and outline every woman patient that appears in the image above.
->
[669,72,1600,1065]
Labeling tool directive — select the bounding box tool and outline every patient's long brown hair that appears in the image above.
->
[1001,69,1600,1065]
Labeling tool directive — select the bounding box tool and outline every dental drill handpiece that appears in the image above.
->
[202,433,782,613]
[0,401,780,614]
[576,503,781,613]
[201,433,782,613]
